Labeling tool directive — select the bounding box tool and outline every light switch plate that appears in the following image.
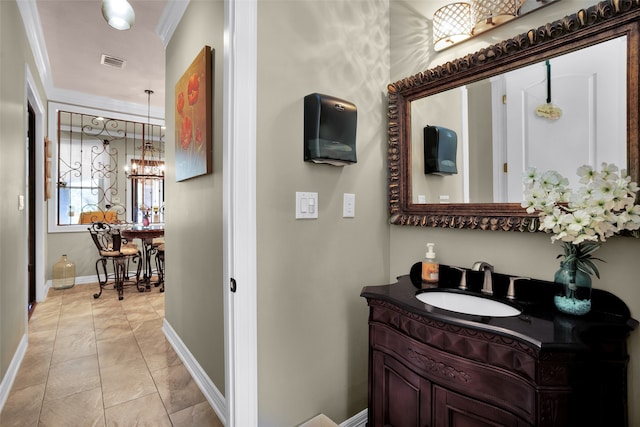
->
[296,192,318,219]
[343,193,355,218]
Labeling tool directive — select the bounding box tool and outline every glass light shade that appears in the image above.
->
[471,0,521,35]
[433,3,473,52]
[101,0,135,31]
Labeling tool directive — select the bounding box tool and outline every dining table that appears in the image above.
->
[121,224,164,290]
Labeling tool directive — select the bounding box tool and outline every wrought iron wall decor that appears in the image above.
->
[56,110,165,226]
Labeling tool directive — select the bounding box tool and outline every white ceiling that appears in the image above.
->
[29,0,184,119]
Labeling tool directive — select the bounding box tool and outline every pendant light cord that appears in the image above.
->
[546,60,551,104]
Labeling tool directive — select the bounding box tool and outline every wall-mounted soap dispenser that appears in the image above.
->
[424,125,458,175]
[304,93,357,166]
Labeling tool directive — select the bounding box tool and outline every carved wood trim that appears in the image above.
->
[407,347,472,383]
[388,0,640,230]
[369,299,538,381]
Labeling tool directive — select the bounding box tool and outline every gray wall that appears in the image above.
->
[163,0,226,395]
[0,0,46,383]
[390,1,640,425]
[255,1,390,424]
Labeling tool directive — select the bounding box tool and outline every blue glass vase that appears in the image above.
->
[553,261,592,315]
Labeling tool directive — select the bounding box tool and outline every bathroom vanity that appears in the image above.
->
[361,265,637,427]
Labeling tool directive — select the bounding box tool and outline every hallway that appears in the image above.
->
[0,284,222,426]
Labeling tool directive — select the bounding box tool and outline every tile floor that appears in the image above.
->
[0,282,223,427]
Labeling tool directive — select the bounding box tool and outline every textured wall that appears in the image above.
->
[0,0,46,385]
[163,0,226,395]
[255,1,390,424]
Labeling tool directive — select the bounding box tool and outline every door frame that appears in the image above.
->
[223,0,258,425]
[26,65,46,305]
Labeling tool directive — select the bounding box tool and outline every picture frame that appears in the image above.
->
[175,46,212,181]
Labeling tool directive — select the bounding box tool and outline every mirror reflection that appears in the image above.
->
[410,36,627,204]
[56,111,165,226]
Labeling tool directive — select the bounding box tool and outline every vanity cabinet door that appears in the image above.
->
[371,350,432,427]
[433,385,531,427]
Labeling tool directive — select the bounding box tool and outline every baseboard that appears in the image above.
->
[340,409,367,427]
[162,319,227,424]
[0,334,28,413]
[46,273,140,289]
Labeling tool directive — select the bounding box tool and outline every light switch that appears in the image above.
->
[296,192,318,219]
[18,195,25,211]
[343,193,355,218]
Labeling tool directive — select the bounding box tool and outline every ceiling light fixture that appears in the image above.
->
[124,90,165,181]
[101,0,135,31]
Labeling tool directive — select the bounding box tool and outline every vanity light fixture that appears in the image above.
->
[101,0,135,31]
[433,0,526,51]
[433,2,473,52]
[471,0,523,35]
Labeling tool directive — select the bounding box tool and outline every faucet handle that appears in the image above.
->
[507,276,530,300]
[451,267,468,290]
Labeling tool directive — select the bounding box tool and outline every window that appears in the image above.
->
[49,105,164,232]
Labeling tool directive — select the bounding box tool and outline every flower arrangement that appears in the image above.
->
[522,163,640,278]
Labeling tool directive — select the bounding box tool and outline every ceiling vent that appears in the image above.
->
[100,54,126,69]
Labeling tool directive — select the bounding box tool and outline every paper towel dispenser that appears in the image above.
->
[424,125,458,175]
[304,93,357,166]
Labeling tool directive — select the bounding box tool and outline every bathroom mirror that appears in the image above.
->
[388,0,640,231]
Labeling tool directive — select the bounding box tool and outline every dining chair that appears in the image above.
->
[88,222,143,300]
[155,243,165,293]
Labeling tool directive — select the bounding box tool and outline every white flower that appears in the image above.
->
[577,165,595,184]
[522,163,640,247]
[621,204,640,230]
[540,207,563,231]
[599,162,619,181]
[540,170,567,190]
[522,167,539,188]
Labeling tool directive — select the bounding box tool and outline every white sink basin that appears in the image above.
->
[416,291,521,317]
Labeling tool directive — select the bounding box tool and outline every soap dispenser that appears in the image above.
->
[422,243,439,284]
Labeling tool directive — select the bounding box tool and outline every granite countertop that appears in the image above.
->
[361,263,638,351]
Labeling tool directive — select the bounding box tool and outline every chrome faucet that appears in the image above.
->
[472,262,494,295]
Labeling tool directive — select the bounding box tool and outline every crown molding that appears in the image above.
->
[17,0,54,95]
[48,88,164,122]
[157,0,191,48]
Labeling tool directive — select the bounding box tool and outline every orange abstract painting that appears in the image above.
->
[175,46,212,181]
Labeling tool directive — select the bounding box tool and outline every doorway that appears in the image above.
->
[27,103,36,318]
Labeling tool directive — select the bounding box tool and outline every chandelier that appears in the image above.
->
[124,89,165,180]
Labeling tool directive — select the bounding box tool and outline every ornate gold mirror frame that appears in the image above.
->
[388,0,640,231]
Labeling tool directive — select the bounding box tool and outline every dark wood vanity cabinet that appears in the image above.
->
[372,346,525,427]
[368,308,540,427]
[363,276,636,427]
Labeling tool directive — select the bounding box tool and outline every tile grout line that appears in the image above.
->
[91,291,108,426]
[37,295,63,426]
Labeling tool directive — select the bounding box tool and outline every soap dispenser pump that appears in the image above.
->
[422,243,439,284]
